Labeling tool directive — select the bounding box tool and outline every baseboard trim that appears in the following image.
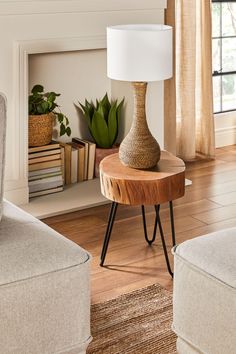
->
[4,186,29,205]
[215,125,236,148]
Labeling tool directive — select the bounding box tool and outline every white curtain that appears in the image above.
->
[165,0,215,160]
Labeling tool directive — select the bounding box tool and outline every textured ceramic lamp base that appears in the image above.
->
[119,82,161,169]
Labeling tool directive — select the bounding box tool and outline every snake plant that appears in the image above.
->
[78,93,124,148]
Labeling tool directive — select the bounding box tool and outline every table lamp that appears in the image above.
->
[107,24,172,169]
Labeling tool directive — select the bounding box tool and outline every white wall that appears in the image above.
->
[29,49,110,143]
[0,0,167,205]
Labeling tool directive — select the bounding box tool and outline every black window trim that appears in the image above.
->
[212,0,236,114]
[212,0,235,2]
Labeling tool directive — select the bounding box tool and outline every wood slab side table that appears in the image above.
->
[99,151,185,277]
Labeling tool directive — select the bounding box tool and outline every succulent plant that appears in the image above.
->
[78,93,124,148]
[28,84,71,137]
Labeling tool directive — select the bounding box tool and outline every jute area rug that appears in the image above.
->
[87,284,177,354]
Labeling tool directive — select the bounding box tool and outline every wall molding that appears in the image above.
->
[0,0,167,16]
[17,35,106,54]
[10,35,106,204]
[4,186,29,205]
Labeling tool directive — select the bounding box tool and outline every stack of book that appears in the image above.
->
[60,138,96,185]
[28,142,64,198]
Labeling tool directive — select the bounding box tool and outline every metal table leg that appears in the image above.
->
[100,202,118,266]
[100,201,176,277]
[169,201,176,247]
[141,203,175,277]
[154,205,173,277]
[141,205,158,245]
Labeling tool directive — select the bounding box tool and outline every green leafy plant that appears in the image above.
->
[78,93,124,148]
[28,84,71,137]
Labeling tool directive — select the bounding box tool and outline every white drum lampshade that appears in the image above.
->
[106,24,173,169]
[107,24,172,82]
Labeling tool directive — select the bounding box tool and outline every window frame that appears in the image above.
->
[212,0,236,114]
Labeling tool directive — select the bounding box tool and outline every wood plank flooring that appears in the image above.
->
[43,146,236,304]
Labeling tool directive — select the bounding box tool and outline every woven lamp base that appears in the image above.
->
[119,82,160,169]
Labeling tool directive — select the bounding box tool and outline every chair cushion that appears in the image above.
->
[173,228,236,354]
[0,200,90,286]
[0,94,6,222]
[175,227,236,288]
[0,200,92,353]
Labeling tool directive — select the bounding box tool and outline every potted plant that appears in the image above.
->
[78,93,124,177]
[28,84,71,147]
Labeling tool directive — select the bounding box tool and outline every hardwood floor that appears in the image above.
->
[43,146,236,304]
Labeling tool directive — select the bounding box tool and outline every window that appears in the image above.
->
[212,0,236,113]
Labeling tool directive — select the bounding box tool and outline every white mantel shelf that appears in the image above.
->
[21,179,108,219]
[21,178,192,219]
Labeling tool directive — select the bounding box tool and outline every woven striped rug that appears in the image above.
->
[88,284,177,354]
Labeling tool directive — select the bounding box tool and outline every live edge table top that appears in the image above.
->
[99,151,185,206]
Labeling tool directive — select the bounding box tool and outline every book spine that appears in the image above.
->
[28,153,61,165]
[29,175,63,185]
[87,144,96,180]
[72,138,88,181]
[71,149,78,184]
[29,143,60,153]
[78,148,85,182]
[64,145,72,185]
[29,172,62,181]
[29,180,63,193]
[28,166,61,177]
[61,146,65,185]
[28,148,61,159]
[29,186,63,198]
[28,159,62,172]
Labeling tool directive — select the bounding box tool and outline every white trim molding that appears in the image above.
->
[215,125,236,148]
[0,0,167,15]
[215,111,236,148]
[5,35,106,204]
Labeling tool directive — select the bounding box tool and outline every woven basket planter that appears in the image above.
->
[28,113,54,147]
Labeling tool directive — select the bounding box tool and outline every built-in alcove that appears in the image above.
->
[23,43,163,218]
[0,0,167,215]
[27,48,116,218]
[29,49,110,142]
[26,44,140,218]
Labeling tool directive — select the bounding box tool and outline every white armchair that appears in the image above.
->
[172,229,236,354]
[0,94,92,354]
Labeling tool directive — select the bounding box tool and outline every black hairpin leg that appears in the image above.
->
[101,201,175,275]
[141,205,158,245]
[100,202,118,266]
[169,201,176,247]
[141,204,173,277]
[154,205,173,277]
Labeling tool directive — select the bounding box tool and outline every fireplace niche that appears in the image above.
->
[24,41,132,218]
[23,36,139,219]
[0,0,167,217]
[15,37,162,219]
[29,49,110,143]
